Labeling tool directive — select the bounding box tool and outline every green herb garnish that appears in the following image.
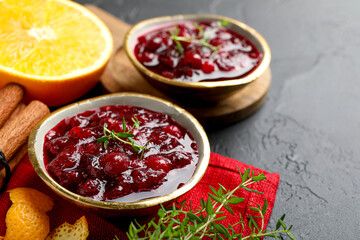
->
[97,117,150,158]
[125,167,296,240]
[169,24,184,54]
[168,20,230,54]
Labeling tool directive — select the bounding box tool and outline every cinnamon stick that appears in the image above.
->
[0,102,26,173]
[0,100,50,160]
[0,144,27,189]
[1,103,26,130]
[0,83,24,128]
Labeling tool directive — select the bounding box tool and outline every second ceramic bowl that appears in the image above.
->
[125,14,271,105]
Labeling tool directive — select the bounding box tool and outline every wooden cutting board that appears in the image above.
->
[86,5,271,129]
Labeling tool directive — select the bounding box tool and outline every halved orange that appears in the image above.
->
[0,0,113,106]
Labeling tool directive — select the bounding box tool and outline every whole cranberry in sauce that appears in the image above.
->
[134,20,262,82]
[43,105,198,202]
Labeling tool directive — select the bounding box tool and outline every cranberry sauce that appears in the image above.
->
[43,105,198,202]
[134,20,262,82]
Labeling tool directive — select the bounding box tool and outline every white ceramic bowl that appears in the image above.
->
[28,93,210,216]
[125,14,271,105]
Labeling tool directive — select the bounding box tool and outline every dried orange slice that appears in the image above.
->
[0,0,113,106]
[46,216,89,240]
[4,188,54,240]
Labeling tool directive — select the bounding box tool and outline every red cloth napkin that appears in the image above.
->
[0,152,279,239]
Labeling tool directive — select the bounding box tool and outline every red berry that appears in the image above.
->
[48,146,82,173]
[150,130,167,144]
[138,36,146,43]
[82,155,104,179]
[45,130,60,141]
[68,126,92,139]
[86,165,103,179]
[161,37,169,45]
[145,155,171,172]
[249,51,260,59]
[191,142,198,151]
[241,40,250,48]
[49,122,69,137]
[46,158,63,176]
[45,136,76,155]
[166,151,192,168]
[183,51,202,69]
[160,138,179,151]
[159,55,174,67]
[209,38,224,47]
[184,68,193,77]
[139,51,155,63]
[132,169,150,190]
[145,37,162,51]
[82,143,100,155]
[57,170,82,187]
[100,152,130,177]
[201,62,215,74]
[104,183,131,200]
[69,115,91,128]
[146,169,167,188]
[100,117,130,133]
[78,179,101,196]
[163,125,182,138]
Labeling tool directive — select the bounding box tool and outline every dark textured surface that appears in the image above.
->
[76,0,360,239]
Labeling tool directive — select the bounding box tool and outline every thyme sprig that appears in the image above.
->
[169,20,229,54]
[125,168,296,240]
[97,117,150,158]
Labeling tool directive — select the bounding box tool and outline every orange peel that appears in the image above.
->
[4,187,54,240]
[46,216,89,240]
[8,187,54,212]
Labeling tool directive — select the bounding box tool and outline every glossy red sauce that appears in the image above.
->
[43,105,198,202]
[134,20,262,82]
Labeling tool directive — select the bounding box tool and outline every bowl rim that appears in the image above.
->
[124,14,271,89]
[28,92,210,210]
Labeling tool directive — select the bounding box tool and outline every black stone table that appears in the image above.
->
[76,1,360,239]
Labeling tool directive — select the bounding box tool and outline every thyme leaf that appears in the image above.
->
[123,168,296,240]
[96,117,150,159]
[168,20,229,55]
